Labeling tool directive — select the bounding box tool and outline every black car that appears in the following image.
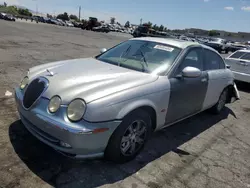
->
[205,38,229,53]
[132,26,149,37]
[1,13,16,21]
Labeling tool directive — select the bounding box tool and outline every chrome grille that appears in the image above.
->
[23,77,48,109]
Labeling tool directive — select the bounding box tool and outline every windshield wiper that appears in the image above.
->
[131,49,149,72]
[119,45,131,66]
[138,49,148,72]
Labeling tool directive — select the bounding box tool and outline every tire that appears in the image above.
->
[210,88,228,114]
[105,109,152,163]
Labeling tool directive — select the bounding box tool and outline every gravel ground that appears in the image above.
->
[0,20,250,188]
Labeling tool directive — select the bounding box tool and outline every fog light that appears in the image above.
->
[59,141,71,148]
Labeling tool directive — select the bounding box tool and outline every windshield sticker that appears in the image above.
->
[154,45,174,52]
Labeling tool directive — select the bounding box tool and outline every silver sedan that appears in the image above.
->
[15,37,239,163]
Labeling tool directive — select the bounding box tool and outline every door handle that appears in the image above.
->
[201,78,207,82]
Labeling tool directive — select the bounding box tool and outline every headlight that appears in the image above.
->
[48,96,61,113]
[67,99,86,122]
[20,76,29,90]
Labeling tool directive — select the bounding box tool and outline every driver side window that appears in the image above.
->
[176,48,203,74]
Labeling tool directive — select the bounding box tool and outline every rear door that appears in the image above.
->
[202,49,230,109]
[225,51,250,74]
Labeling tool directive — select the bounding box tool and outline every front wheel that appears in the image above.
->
[210,88,228,114]
[105,109,152,163]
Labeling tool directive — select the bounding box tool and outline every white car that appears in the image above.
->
[65,21,74,27]
[225,50,250,83]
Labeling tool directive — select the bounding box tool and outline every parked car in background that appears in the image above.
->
[72,21,82,28]
[92,25,110,33]
[56,19,67,26]
[0,12,5,19]
[205,38,229,53]
[0,13,15,21]
[65,21,74,27]
[132,25,149,37]
[227,43,248,52]
[33,16,46,23]
[49,19,62,26]
[225,50,250,83]
[179,35,191,41]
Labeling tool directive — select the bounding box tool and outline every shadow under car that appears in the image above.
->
[9,107,236,188]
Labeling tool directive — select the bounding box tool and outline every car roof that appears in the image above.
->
[130,37,201,49]
[130,37,218,51]
[234,49,250,53]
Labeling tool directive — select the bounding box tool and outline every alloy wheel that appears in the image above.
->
[120,120,147,156]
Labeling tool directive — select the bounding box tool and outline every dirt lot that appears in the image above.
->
[0,20,250,188]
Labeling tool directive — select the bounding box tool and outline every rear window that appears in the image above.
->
[229,51,246,59]
[240,52,250,60]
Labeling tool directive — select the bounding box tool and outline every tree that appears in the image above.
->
[18,8,32,16]
[152,24,158,30]
[110,17,115,24]
[159,25,164,31]
[4,2,7,7]
[56,12,69,21]
[164,27,167,32]
[124,21,130,28]
[69,14,78,21]
[143,21,152,28]
[208,30,219,37]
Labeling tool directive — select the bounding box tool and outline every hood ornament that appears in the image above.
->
[46,69,54,76]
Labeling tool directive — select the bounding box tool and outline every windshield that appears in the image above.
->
[96,40,181,75]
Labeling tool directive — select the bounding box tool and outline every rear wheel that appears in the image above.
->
[210,88,228,114]
[105,109,152,163]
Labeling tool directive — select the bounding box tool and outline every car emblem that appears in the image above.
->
[46,69,54,76]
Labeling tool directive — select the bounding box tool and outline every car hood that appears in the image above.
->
[29,58,158,104]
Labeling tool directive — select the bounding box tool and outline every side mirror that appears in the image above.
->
[182,66,202,78]
[226,64,231,69]
[100,48,107,53]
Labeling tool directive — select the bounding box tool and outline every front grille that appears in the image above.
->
[23,77,48,109]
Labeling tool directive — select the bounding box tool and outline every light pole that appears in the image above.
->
[32,0,38,15]
[79,6,81,21]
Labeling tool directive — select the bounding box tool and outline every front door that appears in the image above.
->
[165,47,208,124]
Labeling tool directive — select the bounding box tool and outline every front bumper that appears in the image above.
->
[233,71,250,83]
[15,88,121,159]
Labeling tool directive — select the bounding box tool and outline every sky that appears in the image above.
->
[1,0,250,32]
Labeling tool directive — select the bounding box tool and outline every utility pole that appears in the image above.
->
[140,18,142,25]
[79,6,81,21]
[32,0,38,15]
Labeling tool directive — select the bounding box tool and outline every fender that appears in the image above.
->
[116,99,157,119]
